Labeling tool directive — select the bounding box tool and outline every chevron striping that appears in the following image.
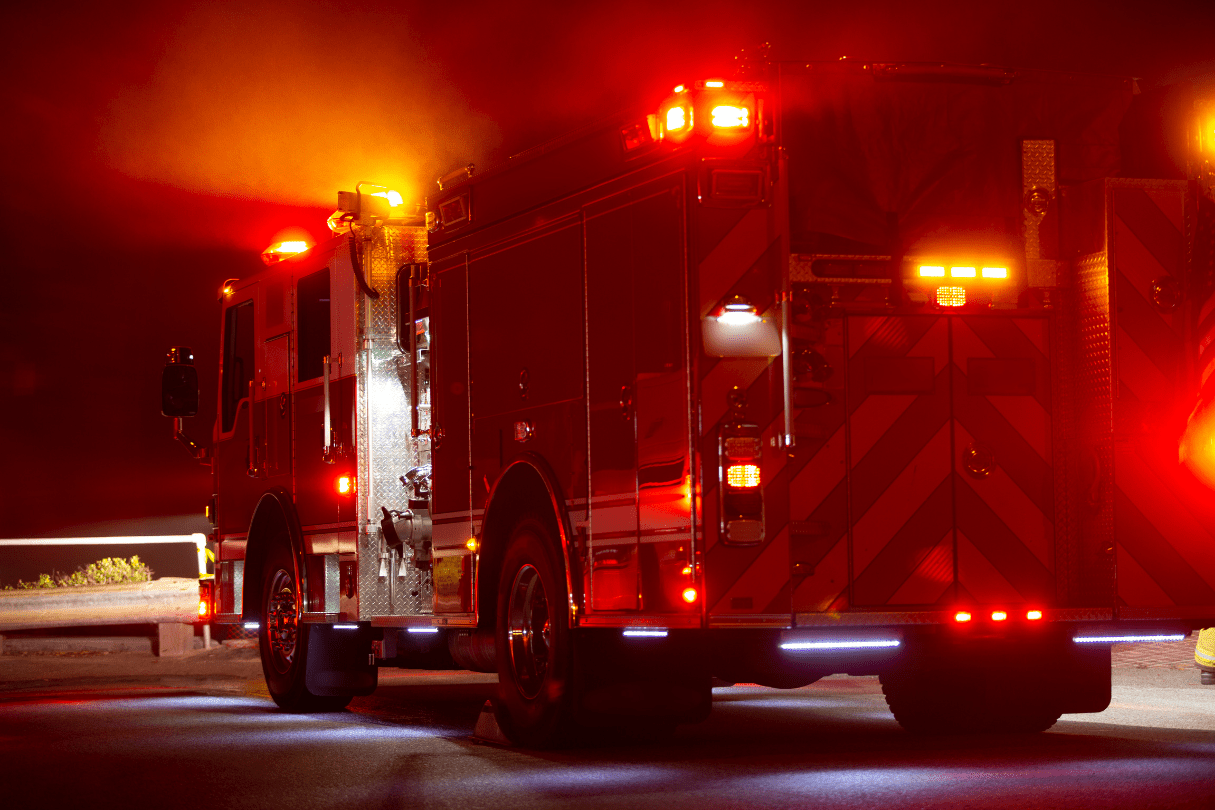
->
[1115,326,1173,401]
[887,530,954,605]
[1116,445,1215,580]
[1115,542,1176,607]
[1114,188,1183,276]
[852,423,952,576]
[853,478,954,605]
[1115,273,1181,382]
[956,530,1024,604]
[954,480,1054,601]
[709,525,791,615]
[1114,488,1215,606]
[954,423,1053,572]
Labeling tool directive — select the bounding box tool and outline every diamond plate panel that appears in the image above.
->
[1023,139,1059,286]
[354,225,433,618]
[1073,251,1116,606]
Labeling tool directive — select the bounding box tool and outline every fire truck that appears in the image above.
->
[163,58,1215,745]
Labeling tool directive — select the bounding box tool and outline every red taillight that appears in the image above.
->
[726,463,761,488]
[954,611,973,623]
[198,581,213,621]
[991,610,1008,622]
[1027,609,1043,621]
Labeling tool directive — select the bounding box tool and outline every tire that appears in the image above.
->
[494,515,576,747]
[258,541,351,712]
[881,669,1061,735]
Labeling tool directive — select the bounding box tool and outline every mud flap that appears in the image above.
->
[305,624,378,697]
[573,629,711,727]
[1052,641,1111,714]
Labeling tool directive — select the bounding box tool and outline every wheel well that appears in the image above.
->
[478,460,575,632]
[241,489,303,624]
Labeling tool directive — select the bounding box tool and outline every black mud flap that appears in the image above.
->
[305,624,378,697]
[1054,641,1111,714]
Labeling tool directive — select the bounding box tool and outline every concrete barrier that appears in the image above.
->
[0,577,199,656]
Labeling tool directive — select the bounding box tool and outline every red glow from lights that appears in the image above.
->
[954,611,972,623]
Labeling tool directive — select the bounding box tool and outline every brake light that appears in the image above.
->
[955,611,973,623]
[727,463,761,488]
[1026,609,1043,621]
[712,105,750,128]
[935,286,966,307]
[991,610,1008,622]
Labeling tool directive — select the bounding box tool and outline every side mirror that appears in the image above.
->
[162,346,199,417]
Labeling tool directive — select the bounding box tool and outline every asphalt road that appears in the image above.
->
[1,647,1213,810]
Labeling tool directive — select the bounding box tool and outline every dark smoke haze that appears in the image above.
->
[1,0,1213,537]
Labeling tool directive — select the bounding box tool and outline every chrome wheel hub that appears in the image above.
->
[506,563,551,699]
[266,569,299,674]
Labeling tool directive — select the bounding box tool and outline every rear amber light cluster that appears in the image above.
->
[198,580,214,622]
[720,386,765,545]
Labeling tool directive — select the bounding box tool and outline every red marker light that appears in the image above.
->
[336,475,355,496]
[954,611,972,623]
[991,610,1008,622]
[1026,609,1043,621]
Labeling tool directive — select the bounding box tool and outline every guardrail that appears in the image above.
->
[0,534,211,656]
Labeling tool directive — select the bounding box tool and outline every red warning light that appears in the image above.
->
[954,611,973,623]
[991,610,1008,622]
[336,475,355,496]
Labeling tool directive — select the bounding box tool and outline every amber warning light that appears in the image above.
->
[261,240,310,265]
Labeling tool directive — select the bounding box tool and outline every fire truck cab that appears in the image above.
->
[163,59,1215,745]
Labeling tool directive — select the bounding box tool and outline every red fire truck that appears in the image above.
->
[163,58,1215,745]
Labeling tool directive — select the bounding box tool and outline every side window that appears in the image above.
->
[221,300,255,432]
[297,268,331,382]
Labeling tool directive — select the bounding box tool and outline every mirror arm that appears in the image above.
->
[172,417,210,465]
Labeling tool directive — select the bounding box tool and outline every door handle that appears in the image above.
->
[246,380,261,478]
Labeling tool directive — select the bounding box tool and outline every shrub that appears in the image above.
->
[12,556,154,589]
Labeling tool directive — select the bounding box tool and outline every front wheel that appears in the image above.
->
[494,516,576,747]
[258,542,351,712]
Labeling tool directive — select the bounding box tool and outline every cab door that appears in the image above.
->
[214,282,260,536]
[257,275,292,487]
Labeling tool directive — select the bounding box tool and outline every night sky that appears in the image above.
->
[2,0,1212,538]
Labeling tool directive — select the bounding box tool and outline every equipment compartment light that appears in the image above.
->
[950,266,976,278]
[717,295,761,325]
[935,287,967,307]
[982,267,1008,278]
[919,265,946,277]
[712,105,750,128]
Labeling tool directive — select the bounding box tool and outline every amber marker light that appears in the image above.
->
[705,80,725,88]
[727,463,761,488]
[682,587,699,604]
[991,610,1008,622]
[982,267,1008,279]
[1027,609,1043,621]
[712,105,750,128]
[950,266,976,278]
[955,611,973,623]
[261,240,310,265]
[918,265,946,277]
[465,538,478,552]
[935,287,967,307]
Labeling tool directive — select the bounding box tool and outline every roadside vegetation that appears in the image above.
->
[5,556,153,590]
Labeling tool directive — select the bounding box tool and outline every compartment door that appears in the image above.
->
[847,315,954,606]
[951,315,1056,605]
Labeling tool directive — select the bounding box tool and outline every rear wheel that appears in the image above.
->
[494,516,577,747]
[258,541,351,712]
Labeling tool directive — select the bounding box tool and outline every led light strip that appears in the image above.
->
[1073,634,1186,644]
[780,640,901,651]
[333,624,360,630]
[623,629,669,638]
[407,627,440,634]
